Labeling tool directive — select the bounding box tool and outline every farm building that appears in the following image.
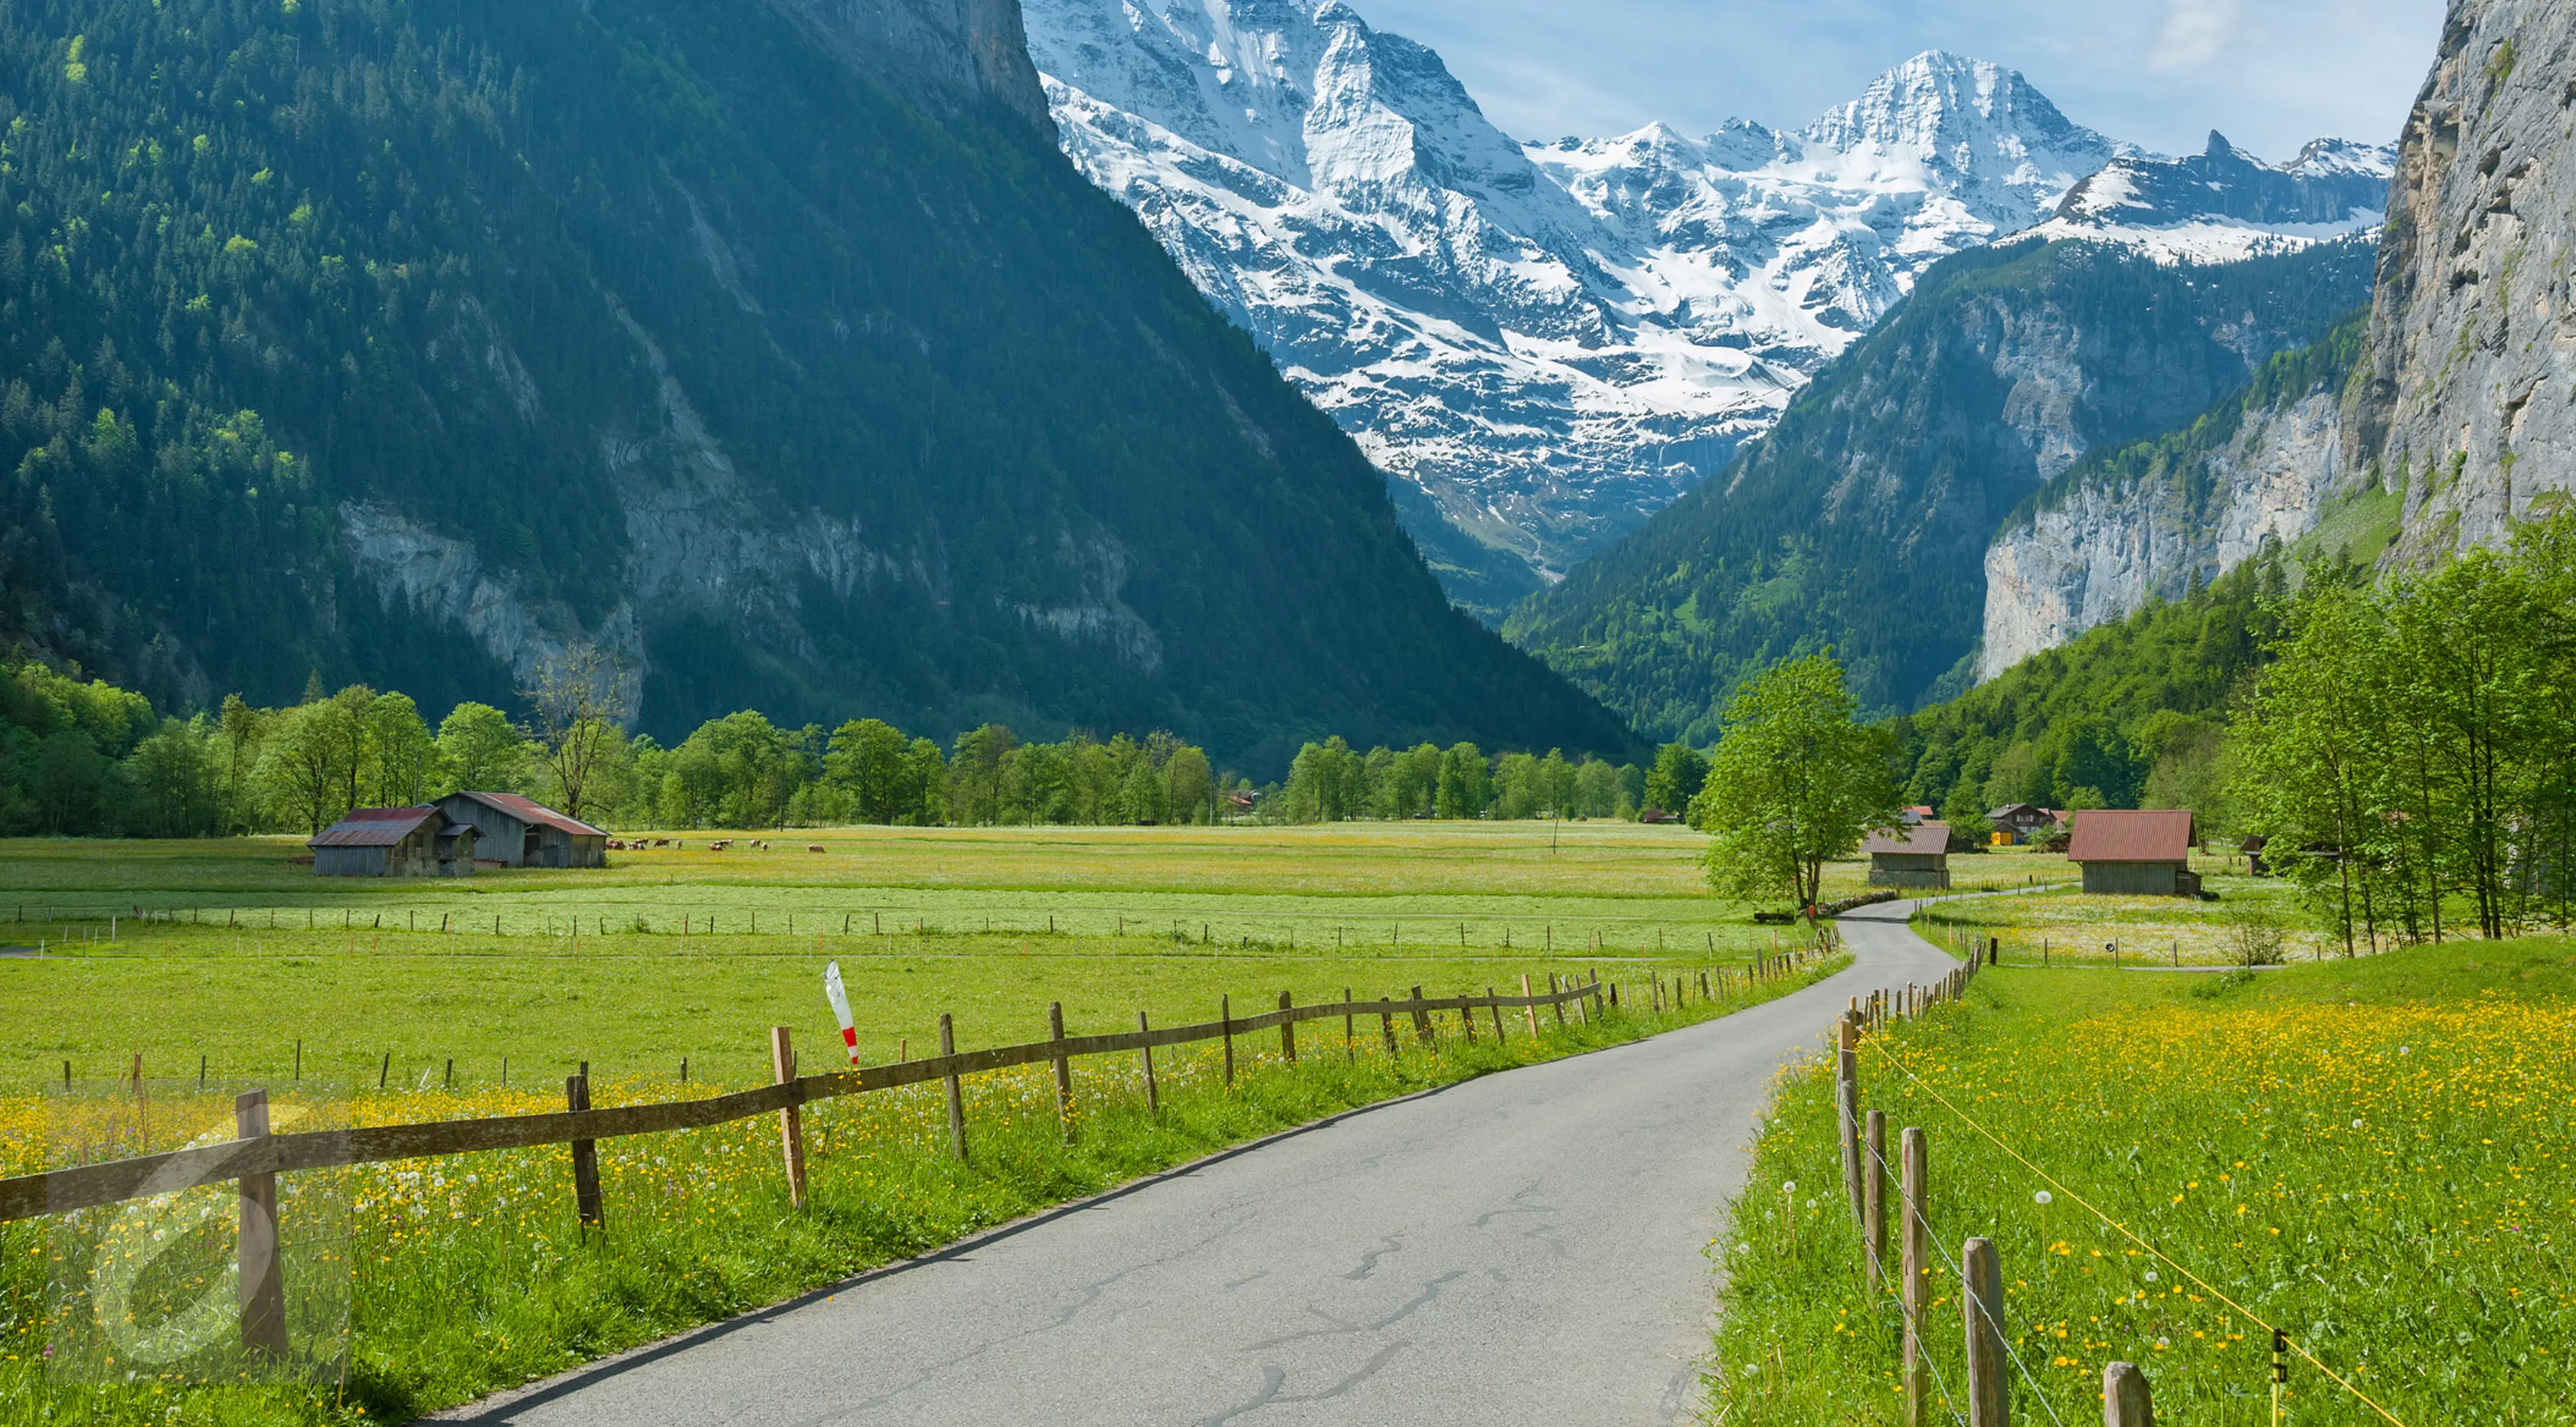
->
[1863,821,1952,890]
[2067,810,2201,896]
[1986,803,2060,844]
[310,807,479,877]
[434,792,608,868]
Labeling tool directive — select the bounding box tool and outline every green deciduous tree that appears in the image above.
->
[1691,655,1898,910]
[437,702,531,795]
[1643,743,1708,817]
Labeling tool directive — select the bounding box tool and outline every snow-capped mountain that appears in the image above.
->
[2031,132,2395,263]
[1019,0,2386,616]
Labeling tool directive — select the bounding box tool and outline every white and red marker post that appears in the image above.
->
[823,959,859,1065]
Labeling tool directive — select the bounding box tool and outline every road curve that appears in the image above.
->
[434,902,1957,1426]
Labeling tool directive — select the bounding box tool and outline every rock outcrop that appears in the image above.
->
[2352,0,2576,558]
[1979,341,2356,678]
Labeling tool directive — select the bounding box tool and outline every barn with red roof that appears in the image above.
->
[435,792,608,869]
[2065,810,2199,896]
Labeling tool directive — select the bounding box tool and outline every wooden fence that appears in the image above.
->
[1830,962,2162,1425]
[2,951,1845,1229]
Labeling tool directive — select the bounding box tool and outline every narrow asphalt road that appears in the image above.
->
[435,900,1959,1426]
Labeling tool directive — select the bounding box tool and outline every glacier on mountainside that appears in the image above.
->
[1019,0,2389,617]
[2028,132,2395,265]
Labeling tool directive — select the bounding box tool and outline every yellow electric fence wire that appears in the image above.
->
[1865,1037,2411,1427]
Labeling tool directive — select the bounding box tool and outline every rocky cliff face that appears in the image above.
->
[776,0,1052,126]
[1979,360,2353,678]
[1973,0,2576,678]
[2352,0,2576,558]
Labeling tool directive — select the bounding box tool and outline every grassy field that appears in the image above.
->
[0,823,2068,943]
[1708,937,2575,1424]
[1911,860,2338,968]
[0,825,2067,1092]
[0,820,1871,1425]
[0,821,1902,1092]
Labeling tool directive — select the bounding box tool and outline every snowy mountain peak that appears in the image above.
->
[2037,129,2394,263]
[1800,51,2114,175]
[2289,136,2398,179]
[1020,0,2395,613]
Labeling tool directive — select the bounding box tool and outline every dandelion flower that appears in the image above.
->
[2033,1190,2053,1206]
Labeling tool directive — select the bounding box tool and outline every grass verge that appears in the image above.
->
[1707,939,2573,1424]
[2,953,1849,1425]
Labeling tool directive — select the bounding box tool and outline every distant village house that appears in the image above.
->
[434,792,608,868]
[309,807,479,878]
[1864,821,1952,890]
[1986,803,2059,845]
[2066,810,2200,896]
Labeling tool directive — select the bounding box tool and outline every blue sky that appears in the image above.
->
[1354,0,2445,161]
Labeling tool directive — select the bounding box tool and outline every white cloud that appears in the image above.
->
[2149,0,2244,70]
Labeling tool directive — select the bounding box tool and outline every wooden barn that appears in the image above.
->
[1864,821,1952,890]
[434,792,608,868]
[2067,810,2200,896]
[309,807,479,878]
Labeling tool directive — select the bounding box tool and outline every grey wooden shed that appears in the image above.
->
[434,792,607,869]
[309,807,478,877]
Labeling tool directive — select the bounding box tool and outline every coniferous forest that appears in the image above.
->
[0,0,1636,772]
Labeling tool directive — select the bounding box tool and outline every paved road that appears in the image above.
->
[436,902,1957,1426]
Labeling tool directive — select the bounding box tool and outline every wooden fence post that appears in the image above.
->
[1343,986,1355,1061]
[1137,1011,1159,1113]
[1902,1127,1928,1426]
[770,1027,807,1210]
[567,1072,603,1233]
[1410,987,1432,1047]
[1837,1015,1865,1226]
[1458,993,1476,1043]
[1488,988,1505,1042]
[1279,991,1296,1063]
[1380,997,1399,1056]
[2104,1362,2155,1426]
[1964,1236,2008,1426]
[1865,1109,1887,1293]
[234,1089,287,1355]
[1049,1002,1074,1140]
[940,1014,968,1162]
[1590,971,1604,1019]
[1221,995,1236,1085]
[1521,974,1541,1037]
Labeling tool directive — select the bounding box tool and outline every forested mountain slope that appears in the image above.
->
[1887,553,2290,818]
[1501,237,2375,740]
[0,0,1636,771]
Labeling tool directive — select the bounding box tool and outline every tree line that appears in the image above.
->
[0,665,1663,837]
[2235,517,2576,945]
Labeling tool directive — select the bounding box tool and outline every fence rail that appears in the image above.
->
[1,964,1854,1225]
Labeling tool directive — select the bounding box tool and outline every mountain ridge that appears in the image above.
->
[1020,2,2397,617]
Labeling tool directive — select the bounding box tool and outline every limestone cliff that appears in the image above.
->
[1975,0,2576,674]
[2352,0,2576,554]
[1978,328,2360,678]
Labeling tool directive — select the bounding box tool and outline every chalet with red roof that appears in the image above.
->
[2066,810,2199,897]
[435,792,608,869]
[309,807,479,878]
